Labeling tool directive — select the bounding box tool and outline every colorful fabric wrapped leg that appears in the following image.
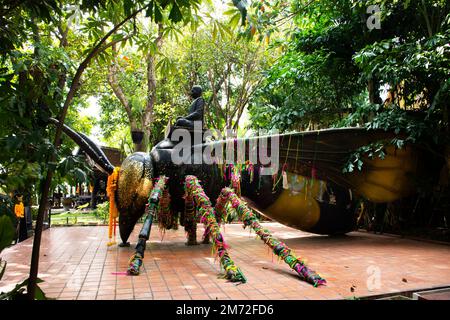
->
[216,187,326,287]
[184,175,246,283]
[184,192,197,245]
[158,186,175,230]
[127,176,168,275]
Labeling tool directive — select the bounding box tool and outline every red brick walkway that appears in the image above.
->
[1,223,449,300]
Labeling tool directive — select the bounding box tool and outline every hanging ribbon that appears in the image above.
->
[106,167,120,246]
[245,160,254,183]
[231,166,241,196]
[273,135,291,191]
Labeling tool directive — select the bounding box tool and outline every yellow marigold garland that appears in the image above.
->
[106,167,120,246]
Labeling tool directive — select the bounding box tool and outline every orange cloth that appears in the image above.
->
[14,202,24,218]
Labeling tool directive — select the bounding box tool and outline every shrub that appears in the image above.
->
[93,201,109,223]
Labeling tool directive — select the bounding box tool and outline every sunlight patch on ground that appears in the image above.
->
[195,273,208,277]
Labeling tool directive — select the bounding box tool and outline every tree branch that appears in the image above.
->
[420,0,434,37]
[100,33,134,53]
[143,23,164,144]
[107,43,137,129]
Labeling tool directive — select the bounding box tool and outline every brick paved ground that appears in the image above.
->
[1,223,449,300]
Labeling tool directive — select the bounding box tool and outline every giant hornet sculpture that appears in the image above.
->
[50,118,424,285]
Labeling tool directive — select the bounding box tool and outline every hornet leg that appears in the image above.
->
[184,192,199,245]
[127,176,168,275]
[185,175,246,283]
[216,188,326,287]
[201,226,211,244]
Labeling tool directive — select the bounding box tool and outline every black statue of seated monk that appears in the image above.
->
[175,85,204,128]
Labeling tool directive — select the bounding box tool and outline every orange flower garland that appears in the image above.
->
[106,167,120,246]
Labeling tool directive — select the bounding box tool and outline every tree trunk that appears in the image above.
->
[142,23,164,149]
[368,78,382,105]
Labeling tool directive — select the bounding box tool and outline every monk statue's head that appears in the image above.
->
[190,85,202,99]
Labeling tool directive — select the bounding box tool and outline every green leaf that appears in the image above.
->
[154,4,163,23]
[0,277,49,300]
[357,159,363,170]
[145,0,154,18]
[123,0,133,16]
[34,283,51,300]
[212,23,217,40]
[0,215,15,253]
[229,13,241,30]
[224,8,239,16]
[73,168,87,183]
[169,2,183,23]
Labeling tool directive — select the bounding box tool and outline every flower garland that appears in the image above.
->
[128,176,167,275]
[106,166,120,246]
[184,175,246,282]
[216,188,326,287]
[158,186,176,231]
